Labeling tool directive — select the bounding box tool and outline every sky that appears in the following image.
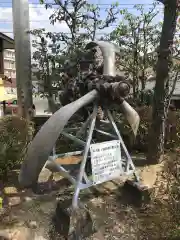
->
[0,0,164,40]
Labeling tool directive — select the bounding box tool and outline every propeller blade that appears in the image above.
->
[19,90,98,188]
[120,100,140,136]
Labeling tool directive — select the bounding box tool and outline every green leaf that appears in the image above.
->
[111,1,119,7]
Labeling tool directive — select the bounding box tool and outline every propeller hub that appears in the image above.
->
[118,82,130,98]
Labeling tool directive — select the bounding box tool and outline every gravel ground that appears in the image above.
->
[0,163,164,240]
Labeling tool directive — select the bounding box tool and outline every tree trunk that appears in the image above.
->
[147,0,178,164]
[46,59,57,114]
[47,96,58,113]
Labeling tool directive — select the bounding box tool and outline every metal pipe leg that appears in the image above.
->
[106,109,138,179]
[76,114,92,139]
[72,105,98,209]
[52,145,56,160]
[83,171,90,183]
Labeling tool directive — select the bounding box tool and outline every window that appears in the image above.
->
[4,61,15,69]
[4,51,8,58]
[12,71,16,78]
[4,51,15,59]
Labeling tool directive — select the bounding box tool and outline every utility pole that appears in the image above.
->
[12,0,33,120]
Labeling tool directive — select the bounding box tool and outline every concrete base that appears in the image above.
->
[50,199,96,239]
[121,180,152,207]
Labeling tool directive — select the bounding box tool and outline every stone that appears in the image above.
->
[120,163,165,207]
[50,198,96,239]
[8,196,21,206]
[139,163,164,188]
[38,168,52,183]
[102,181,118,191]
[4,187,18,195]
[0,227,33,240]
[0,208,11,222]
[0,230,10,239]
[24,196,33,202]
[121,180,152,207]
[10,227,33,240]
[27,220,37,229]
[34,235,48,240]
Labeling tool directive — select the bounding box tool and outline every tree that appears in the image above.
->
[147,0,179,163]
[31,0,119,112]
[31,29,63,113]
[109,3,161,100]
[43,0,118,52]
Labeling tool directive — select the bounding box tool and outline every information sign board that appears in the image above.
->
[90,140,122,185]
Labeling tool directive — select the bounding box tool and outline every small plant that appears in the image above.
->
[0,116,34,180]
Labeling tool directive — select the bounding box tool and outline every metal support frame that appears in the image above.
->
[47,103,138,211]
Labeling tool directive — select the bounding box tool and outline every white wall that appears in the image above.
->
[33,96,49,115]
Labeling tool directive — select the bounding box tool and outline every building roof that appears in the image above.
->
[0,32,14,43]
[146,79,180,99]
[0,32,14,49]
[143,56,180,98]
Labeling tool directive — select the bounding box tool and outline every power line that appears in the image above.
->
[0,8,164,23]
[32,2,158,5]
[0,2,164,25]
[1,31,179,35]
[0,7,156,11]
[26,5,163,9]
[0,31,113,35]
[0,18,163,23]
[0,16,165,24]
[0,2,160,6]
[0,2,164,9]
[0,21,119,24]
[0,1,165,32]
[0,6,163,10]
[0,2,164,11]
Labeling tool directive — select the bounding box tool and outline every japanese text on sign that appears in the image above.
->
[90,140,122,185]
